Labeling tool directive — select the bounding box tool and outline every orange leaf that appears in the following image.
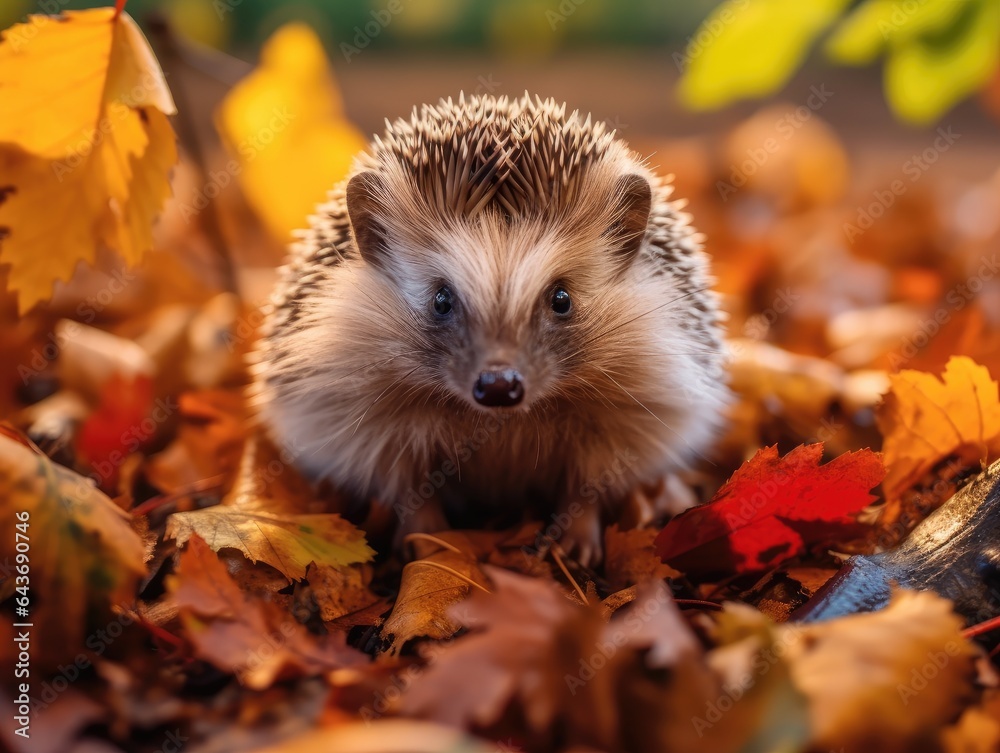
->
[877,356,1000,502]
[654,444,884,576]
[166,535,364,689]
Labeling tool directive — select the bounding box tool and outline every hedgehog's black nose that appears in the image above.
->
[473,367,524,407]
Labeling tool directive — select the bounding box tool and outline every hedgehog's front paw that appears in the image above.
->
[393,496,450,555]
[557,501,603,568]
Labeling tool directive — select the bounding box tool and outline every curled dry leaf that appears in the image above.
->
[166,535,365,689]
[0,434,146,667]
[655,443,884,576]
[0,9,177,312]
[380,534,488,656]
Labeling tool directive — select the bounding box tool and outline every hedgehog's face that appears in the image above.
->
[345,169,657,415]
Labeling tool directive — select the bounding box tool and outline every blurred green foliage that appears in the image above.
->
[6,0,717,54]
[680,0,1000,124]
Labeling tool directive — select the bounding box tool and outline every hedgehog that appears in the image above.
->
[251,93,729,564]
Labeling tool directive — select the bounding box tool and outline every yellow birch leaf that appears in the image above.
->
[0,433,147,669]
[0,8,177,313]
[215,22,367,241]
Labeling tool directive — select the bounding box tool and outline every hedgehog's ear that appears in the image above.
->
[607,174,652,266]
[346,171,388,266]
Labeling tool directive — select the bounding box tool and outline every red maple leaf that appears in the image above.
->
[654,444,884,576]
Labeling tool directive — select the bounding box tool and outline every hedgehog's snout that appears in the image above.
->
[473,366,524,407]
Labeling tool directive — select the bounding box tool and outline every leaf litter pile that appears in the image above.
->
[2,6,1000,753]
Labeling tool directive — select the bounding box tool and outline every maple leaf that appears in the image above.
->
[655,444,885,576]
[0,8,177,313]
[603,524,680,591]
[215,22,366,241]
[878,356,1000,502]
[0,433,146,668]
[165,505,373,582]
[166,535,364,689]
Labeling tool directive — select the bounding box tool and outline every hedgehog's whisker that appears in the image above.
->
[351,366,421,438]
[593,365,715,467]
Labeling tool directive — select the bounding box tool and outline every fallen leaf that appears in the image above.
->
[75,372,154,490]
[167,535,364,689]
[400,568,806,753]
[0,8,177,312]
[165,505,373,582]
[215,22,366,241]
[878,356,1000,503]
[781,590,977,751]
[380,535,487,655]
[0,434,146,667]
[603,524,680,591]
[300,562,380,624]
[655,443,884,575]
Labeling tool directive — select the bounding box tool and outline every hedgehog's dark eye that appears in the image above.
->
[551,287,572,316]
[433,286,454,317]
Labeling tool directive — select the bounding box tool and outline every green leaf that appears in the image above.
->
[678,0,852,110]
[166,506,374,581]
[884,0,1000,123]
[825,0,969,65]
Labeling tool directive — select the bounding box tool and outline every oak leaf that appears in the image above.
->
[215,23,366,241]
[0,433,146,667]
[167,535,364,689]
[165,505,373,582]
[655,444,884,575]
[877,356,1000,502]
[0,8,177,312]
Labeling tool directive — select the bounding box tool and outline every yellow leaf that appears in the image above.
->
[0,9,178,313]
[883,0,1000,124]
[877,356,1000,501]
[0,434,147,669]
[215,22,367,241]
[784,590,976,750]
[678,0,851,110]
[166,506,374,581]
